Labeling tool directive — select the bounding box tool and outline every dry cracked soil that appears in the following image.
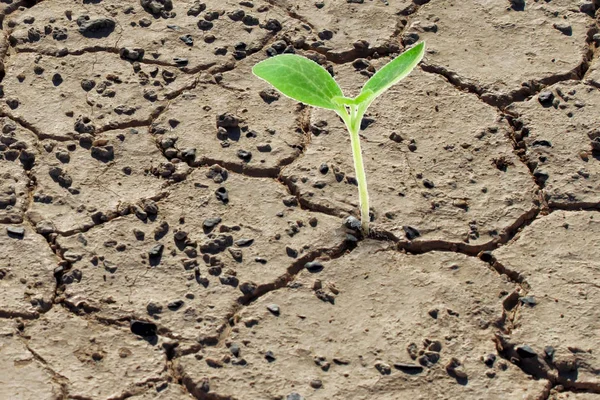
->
[0,0,599,399]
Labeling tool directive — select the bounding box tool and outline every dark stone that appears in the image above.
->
[230,343,241,357]
[215,187,229,204]
[103,261,118,274]
[6,226,25,237]
[228,247,243,262]
[235,238,254,247]
[285,246,298,258]
[531,140,552,148]
[48,167,73,188]
[216,113,240,129]
[266,47,277,57]
[519,296,537,307]
[256,143,272,152]
[310,380,322,389]
[422,179,434,189]
[318,29,333,40]
[187,1,206,16]
[305,261,323,273]
[402,32,420,45]
[52,73,63,86]
[263,19,282,32]
[140,0,173,16]
[197,20,213,30]
[146,302,163,315]
[344,216,361,231]
[180,35,194,46]
[446,357,468,380]
[394,363,424,374]
[533,170,549,186]
[78,17,116,37]
[219,275,239,287]
[167,300,184,311]
[259,89,280,103]
[243,14,259,26]
[510,0,525,11]
[181,148,196,161]
[389,132,403,143]
[91,145,114,162]
[553,23,572,36]
[130,320,157,336]
[6,98,19,110]
[484,353,496,367]
[375,361,391,375]
[418,352,440,367]
[203,217,222,231]
[580,2,595,15]
[265,350,276,362]
[237,149,252,162]
[173,57,188,66]
[228,9,245,20]
[428,340,442,352]
[352,58,371,70]
[239,281,257,295]
[149,243,164,258]
[120,47,145,61]
[319,163,329,174]
[204,11,220,21]
[544,346,555,360]
[282,196,298,207]
[139,18,152,27]
[516,345,537,358]
[403,226,420,240]
[200,234,233,254]
[538,91,554,105]
[266,303,280,315]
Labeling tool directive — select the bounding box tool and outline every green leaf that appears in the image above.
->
[359,42,425,103]
[332,96,356,106]
[252,54,344,111]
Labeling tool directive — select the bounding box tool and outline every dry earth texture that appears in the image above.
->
[0,0,599,399]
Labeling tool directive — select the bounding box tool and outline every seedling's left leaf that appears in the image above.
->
[359,42,425,103]
[252,55,344,111]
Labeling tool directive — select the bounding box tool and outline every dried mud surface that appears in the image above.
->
[0,0,599,399]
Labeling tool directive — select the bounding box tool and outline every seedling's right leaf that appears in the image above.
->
[359,42,425,103]
[253,54,344,111]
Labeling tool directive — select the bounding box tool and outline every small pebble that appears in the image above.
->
[538,91,554,105]
[516,344,537,358]
[394,362,424,374]
[130,320,157,336]
[265,350,276,362]
[7,226,25,237]
[266,304,280,315]
[305,261,323,272]
[374,361,391,375]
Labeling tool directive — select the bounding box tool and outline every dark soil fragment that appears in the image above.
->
[130,320,157,337]
[77,17,116,38]
[394,363,424,374]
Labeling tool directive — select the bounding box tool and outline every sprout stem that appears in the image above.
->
[345,106,370,234]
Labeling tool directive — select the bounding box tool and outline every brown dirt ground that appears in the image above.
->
[0,0,599,399]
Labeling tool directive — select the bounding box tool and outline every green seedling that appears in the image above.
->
[252,42,425,233]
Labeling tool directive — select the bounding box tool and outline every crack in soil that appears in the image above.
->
[13,45,218,72]
[494,332,600,394]
[19,338,71,399]
[420,24,599,110]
